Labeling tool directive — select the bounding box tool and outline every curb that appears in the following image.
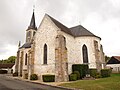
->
[12,77,80,90]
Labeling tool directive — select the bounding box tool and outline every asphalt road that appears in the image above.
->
[0,74,73,90]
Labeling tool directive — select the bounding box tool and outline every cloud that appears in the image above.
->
[0,44,17,59]
[82,12,120,56]
[0,0,120,59]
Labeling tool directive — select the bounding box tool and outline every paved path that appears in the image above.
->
[0,74,73,90]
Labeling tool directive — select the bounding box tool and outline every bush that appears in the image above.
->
[42,75,55,82]
[69,74,77,81]
[95,74,101,78]
[89,69,97,78]
[13,72,18,77]
[73,71,80,80]
[101,69,111,78]
[72,64,89,78]
[30,74,38,80]
[0,70,8,74]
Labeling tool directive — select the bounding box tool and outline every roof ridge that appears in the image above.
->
[46,14,73,36]
[44,14,100,39]
[70,25,95,34]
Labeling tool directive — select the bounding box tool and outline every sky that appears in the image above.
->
[0,0,120,59]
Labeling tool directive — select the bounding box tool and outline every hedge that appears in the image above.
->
[95,73,101,78]
[0,70,8,74]
[72,64,89,78]
[89,69,97,78]
[101,69,111,78]
[73,71,80,80]
[42,75,55,82]
[69,74,77,81]
[30,74,38,80]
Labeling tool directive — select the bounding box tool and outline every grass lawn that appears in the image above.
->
[59,74,120,90]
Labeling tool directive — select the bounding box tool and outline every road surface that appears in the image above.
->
[0,74,73,90]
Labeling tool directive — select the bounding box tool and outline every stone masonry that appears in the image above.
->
[55,35,68,82]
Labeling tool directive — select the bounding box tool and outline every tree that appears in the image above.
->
[0,56,16,64]
[7,56,16,63]
[105,56,111,63]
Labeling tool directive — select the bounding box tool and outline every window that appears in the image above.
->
[27,31,31,37]
[25,53,27,65]
[82,44,88,63]
[94,40,98,50]
[43,44,47,64]
[33,31,36,36]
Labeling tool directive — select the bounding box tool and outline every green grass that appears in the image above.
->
[59,74,120,90]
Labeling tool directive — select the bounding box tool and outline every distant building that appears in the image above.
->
[15,10,105,82]
[107,56,120,73]
[0,63,14,73]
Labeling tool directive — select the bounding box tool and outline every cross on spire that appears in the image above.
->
[33,5,35,12]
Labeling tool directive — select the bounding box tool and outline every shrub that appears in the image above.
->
[0,70,8,74]
[30,74,38,80]
[73,71,80,80]
[13,72,18,77]
[89,69,97,78]
[101,69,111,78]
[72,64,89,78]
[25,73,28,79]
[42,75,55,82]
[95,74,101,78]
[69,74,77,81]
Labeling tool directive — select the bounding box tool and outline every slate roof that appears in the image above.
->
[107,56,120,64]
[27,11,37,30]
[20,42,31,49]
[114,56,120,61]
[0,63,14,69]
[47,14,100,38]
[70,25,96,37]
[47,14,73,36]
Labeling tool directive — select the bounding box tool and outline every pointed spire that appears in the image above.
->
[18,41,21,48]
[27,7,37,30]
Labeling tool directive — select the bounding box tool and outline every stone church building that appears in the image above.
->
[15,11,105,82]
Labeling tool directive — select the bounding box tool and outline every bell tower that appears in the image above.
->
[26,9,37,43]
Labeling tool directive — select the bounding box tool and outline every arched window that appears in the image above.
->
[43,44,47,64]
[82,44,88,63]
[25,53,27,65]
[94,40,98,50]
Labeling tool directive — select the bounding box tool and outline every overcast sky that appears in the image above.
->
[0,0,120,59]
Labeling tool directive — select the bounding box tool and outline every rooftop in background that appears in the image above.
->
[107,56,120,64]
[0,63,14,69]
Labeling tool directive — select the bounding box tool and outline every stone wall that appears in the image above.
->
[60,30,102,73]
[32,14,104,81]
[34,14,59,81]
[19,51,24,76]
[15,51,20,73]
[55,35,68,82]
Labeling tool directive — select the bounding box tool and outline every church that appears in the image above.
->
[15,10,105,82]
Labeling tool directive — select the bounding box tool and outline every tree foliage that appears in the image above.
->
[0,56,16,64]
[105,56,111,62]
